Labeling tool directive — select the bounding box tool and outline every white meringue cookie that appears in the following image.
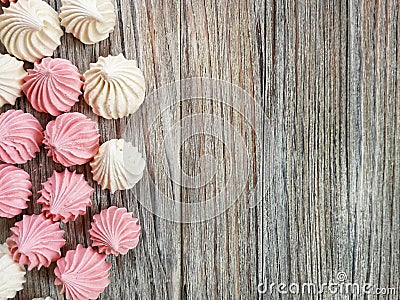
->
[83,54,146,119]
[0,244,8,255]
[0,243,26,300]
[0,54,27,108]
[60,0,116,44]
[0,0,63,62]
[91,139,146,193]
[32,298,53,300]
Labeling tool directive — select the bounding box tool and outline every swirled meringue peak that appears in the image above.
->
[89,206,141,256]
[43,112,100,167]
[0,110,44,164]
[0,243,26,300]
[6,214,66,270]
[60,0,116,45]
[91,139,146,193]
[38,169,94,223]
[0,54,27,108]
[54,245,111,300]
[0,0,63,62]
[23,58,84,116]
[0,164,31,218]
[83,54,146,119]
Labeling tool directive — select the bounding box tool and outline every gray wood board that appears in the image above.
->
[0,0,399,299]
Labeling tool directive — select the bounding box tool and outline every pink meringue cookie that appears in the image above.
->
[43,112,100,167]
[0,110,44,164]
[0,164,31,218]
[89,206,141,256]
[23,57,83,116]
[38,169,94,223]
[0,0,16,4]
[6,214,66,270]
[54,245,111,300]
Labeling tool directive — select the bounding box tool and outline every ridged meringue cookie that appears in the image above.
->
[23,58,84,116]
[0,54,27,108]
[0,0,63,62]
[38,170,94,223]
[0,164,31,218]
[32,298,53,300]
[6,214,66,270]
[89,206,141,256]
[0,0,17,4]
[91,139,146,193]
[54,245,111,300]
[43,112,100,167]
[83,54,146,119]
[60,0,116,45]
[0,244,26,300]
[0,110,44,164]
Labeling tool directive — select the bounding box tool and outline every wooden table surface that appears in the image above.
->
[1,0,400,299]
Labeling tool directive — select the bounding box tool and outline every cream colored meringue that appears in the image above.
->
[0,244,8,255]
[0,54,27,108]
[91,139,146,193]
[60,0,116,44]
[0,0,63,62]
[89,206,141,256]
[0,243,26,300]
[83,54,146,119]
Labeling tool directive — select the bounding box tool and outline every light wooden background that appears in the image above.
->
[1,0,399,299]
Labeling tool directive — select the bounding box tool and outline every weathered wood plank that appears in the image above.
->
[260,0,399,299]
[179,0,265,299]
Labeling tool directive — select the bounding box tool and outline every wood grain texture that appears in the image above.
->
[0,0,399,299]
